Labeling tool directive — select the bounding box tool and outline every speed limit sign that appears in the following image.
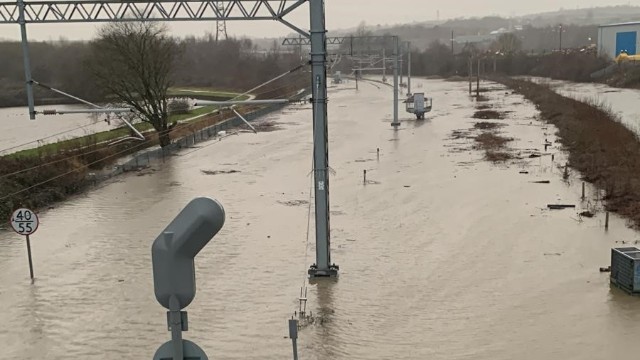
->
[10,208,39,235]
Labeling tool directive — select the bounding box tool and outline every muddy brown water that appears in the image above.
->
[519,76,640,136]
[2,78,640,359]
[0,105,117,154]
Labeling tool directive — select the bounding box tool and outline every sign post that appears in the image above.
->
[10,208,39,280]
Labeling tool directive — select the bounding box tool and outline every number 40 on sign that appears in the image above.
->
[10,208,39,280]
[11,208,39,235]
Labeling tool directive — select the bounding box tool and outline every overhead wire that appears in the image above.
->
[0,66,311,195]
[0,121,102,155]
[0,130,160,201]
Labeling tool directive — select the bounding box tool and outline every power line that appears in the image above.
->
[0,120,101,155]
[1,70,309,200]
[0,133,157,201]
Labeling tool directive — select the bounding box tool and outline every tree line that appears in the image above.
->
[0,31,302,108]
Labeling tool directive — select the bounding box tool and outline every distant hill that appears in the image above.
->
[520,5,640,26]
[260,5,640,51]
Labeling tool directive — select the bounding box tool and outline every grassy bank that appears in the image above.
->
[6,88,250,159]
[0,81,308,224]
[0,106,244,223]
[497,76,640,228]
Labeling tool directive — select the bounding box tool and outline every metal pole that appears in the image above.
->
[25,234,34,280]
[18,0,35,120]
[559,24,563,52]
[399,53,404,87]
[382,48,386,82]
[289,319,299,360]
[391,36,400,127]
[169,295,184,360]
[451,30,454,55]
[308,0,336,278]
[468,56,472,94]
[476,58,480,98]
[407,42,412,96]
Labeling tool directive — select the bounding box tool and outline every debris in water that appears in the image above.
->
[579,211,595,218]
[485,151,513,162]
[136,168,157,176]
[519,171,529,174]
[474,122,504,130]
[600,266,611,273]
[252,121,283,132]
[531,180,551,184]
[544,253,562,256]
[472,110,504,120]
[278,200,309,207]
[201,169,241,175]
[547,204,576,210]
[529,153,542,158]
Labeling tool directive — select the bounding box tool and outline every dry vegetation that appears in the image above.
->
[498,76,640,227]
[474,122,504,130]
[473,110,505,120]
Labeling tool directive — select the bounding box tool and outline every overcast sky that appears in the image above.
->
[0,0,633,41]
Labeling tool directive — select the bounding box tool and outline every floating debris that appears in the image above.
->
[472,110,504,120]
[474,122,504,130]
[252,121,283,132]
[579,211,595,218]
[547,204,576,210]
[201,169,241,175]
[278,200,309,207]
[600,266,611,273]
[531,180,551,184]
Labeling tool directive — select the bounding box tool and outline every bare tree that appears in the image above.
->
[492,33,523,55]
[87,22,181,147]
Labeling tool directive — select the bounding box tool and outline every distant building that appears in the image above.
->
[598,21,640,59]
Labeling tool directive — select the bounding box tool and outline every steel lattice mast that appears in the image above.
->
[214,0,227,41]
[1,0,339,279]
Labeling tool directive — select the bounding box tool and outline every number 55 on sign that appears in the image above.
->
[11,208,39,235]
[10,208,39,280]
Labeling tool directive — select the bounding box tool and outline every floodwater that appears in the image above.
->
[2,77,640,360]
[0,104,115,154]
[522,76,640,136]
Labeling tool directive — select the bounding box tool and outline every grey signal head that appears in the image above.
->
[151,197,225,310]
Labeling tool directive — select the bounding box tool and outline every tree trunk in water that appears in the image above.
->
[159,131,171,148]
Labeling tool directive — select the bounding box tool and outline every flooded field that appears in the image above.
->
[522,77,640,135]
[0,105,115,154]
[1,78,640,360]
